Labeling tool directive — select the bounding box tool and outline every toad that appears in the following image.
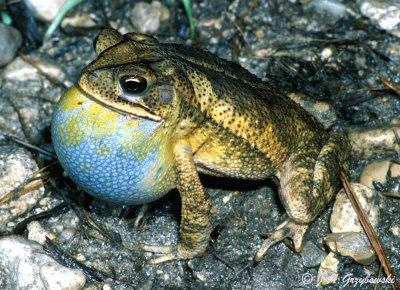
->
[51,28,350,264]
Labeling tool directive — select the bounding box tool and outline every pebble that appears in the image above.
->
[82,283,105,290]
[0,23,22,67]
[300,241,327,268]
[287,92,337,129]
[330,183,385,233]
[4,55,67,83]
[359,160,400,188]
[27,220,57,245]
[0,146,45,228]
[328,183,383,266]
[321,47,333,60]
[196,17,224,43]
[0,236,86,289]
[308,0,349,18]
[40,262,86,290]
[317,252,339,287]
[130,1,170,34]
[347,125,400,159]
[326,232,375,265]
[24,0,67,22]
[361,0,400,37]
[61,13,98,30]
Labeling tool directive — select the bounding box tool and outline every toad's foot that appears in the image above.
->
[255,220,308,262]
[138,244,178,264]
[138,243,206,264]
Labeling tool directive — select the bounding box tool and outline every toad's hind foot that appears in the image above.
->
[138,240,208,264]
[138,244,182,264]
[255,220,308,262]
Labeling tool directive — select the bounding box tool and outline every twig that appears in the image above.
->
[340,173,399,290]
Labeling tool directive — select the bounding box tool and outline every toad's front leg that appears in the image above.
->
[139,139,212,264]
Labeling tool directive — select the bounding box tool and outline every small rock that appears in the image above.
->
[317,252,340,287]
[61,13,98,30]
[58,228,76,242]
[308,0,350,18]
[0,146,45,227]
[286,91,337,129]
[0,23,22,66]
[0,236,53,289]
[4,55,66,83]
[196,17,224,43]
[361,0,400,37]
[82,283,105,290]
[27,220,57,245]
[0,236,86,289]
[130,1,170,34]
[40,262,86,290]
[359,160,400,188]
[326,232,376,265]
[330,183,385,233]
[300,241,327,268]
[391,225,399,236]
[23,0,67,22]
[321,47,333,60]
[347,125,400,159]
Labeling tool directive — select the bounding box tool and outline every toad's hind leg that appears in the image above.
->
[255,132,350,262]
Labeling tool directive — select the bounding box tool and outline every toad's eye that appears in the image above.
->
[119,75,148,95]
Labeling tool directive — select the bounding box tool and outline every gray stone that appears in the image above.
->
[0,24,22,67]
[4,55,66,82]
[326,232,376,265]
[130,1,170,34]
[300,241,327,268]
[0,146,45,227]
[308,0,351,18]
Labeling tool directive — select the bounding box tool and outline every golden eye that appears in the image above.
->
[119,75,148,94]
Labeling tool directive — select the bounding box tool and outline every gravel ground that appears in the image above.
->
[1,0,400,289]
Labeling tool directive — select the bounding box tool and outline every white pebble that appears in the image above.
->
[0,236,86,289]
[27,220,57,245]
[321,47,333,60]
[317,252,339,286]
[361,1,400,37]
[4,55,66,82]
[0,236,56,289]
[359,160,400,188]
[24,0,67,22]
[330,183,385,233]
[40,262,86,290]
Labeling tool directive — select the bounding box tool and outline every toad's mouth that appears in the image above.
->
[76,84,163,122]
